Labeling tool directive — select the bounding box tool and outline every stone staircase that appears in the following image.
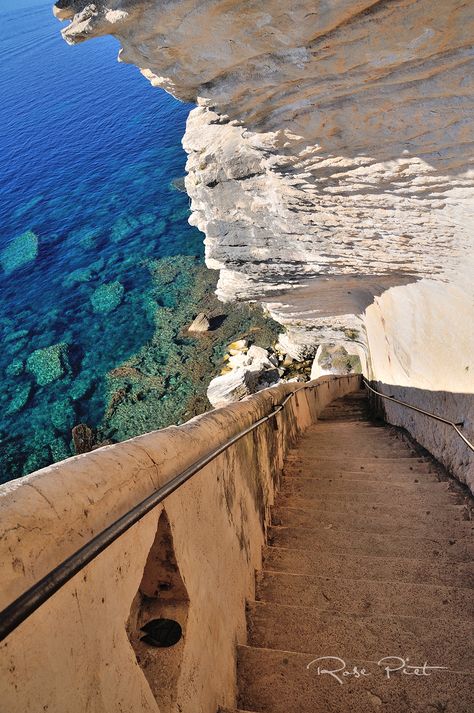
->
[222,391,474,713]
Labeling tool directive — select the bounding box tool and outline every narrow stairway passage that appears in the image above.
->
[223,390,474,713]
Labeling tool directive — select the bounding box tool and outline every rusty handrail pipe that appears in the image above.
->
[363,379,474,454]
[0,380,322,643]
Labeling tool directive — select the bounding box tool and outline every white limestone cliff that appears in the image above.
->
[53,0,474,483]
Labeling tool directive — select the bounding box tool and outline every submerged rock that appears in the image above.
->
[22,448,51,476]
[62,266,93,288]
[111,215,141,243]
[26,342,70,386]
[50,398,76,431]
[188,312,210,333]
[70,374,96,401]
[62,258,105,288]
[49,436,70,463]
[6,358,24,377]
[6,383,32,415]
[90,281,124,314]
[0,230,38,274]
[171,176,187,193]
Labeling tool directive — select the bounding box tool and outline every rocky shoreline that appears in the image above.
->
[93,255,282,447]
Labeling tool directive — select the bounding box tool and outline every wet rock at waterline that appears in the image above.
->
[72,423,95,454]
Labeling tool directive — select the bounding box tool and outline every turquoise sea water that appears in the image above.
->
[0,2,206,480]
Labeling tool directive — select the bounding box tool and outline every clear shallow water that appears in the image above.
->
[0,2,206,480]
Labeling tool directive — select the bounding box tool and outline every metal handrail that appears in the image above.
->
[363,379,474,453]
[0,379,329,643]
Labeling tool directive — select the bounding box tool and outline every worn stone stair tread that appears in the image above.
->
[278,478,458,504]
[296,436,415,446]
[285,458,434,472]
[237,646,474,713]
[296,433,411,441]
[268,525,473,561]
[271,497,468,524]
[288,453,426,463]
[309,425,388,431]
[282,472,444,489]
[289,450,422,461]
[272,495,468,518]
[232,392,474,713]
[271,505,473,537]
[246,601,474,666]
[276,488,463,510]
[288,448,419,459]
[287,437,424,448]
[283,467,440,483]
[262,546,474,587]
[276,488,464,510]
[284,462,440,475]
[256,570,474,619]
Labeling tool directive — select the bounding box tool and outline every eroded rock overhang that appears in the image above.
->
[53,0,474,388]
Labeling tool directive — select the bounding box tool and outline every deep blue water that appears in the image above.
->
[0,2,203,480]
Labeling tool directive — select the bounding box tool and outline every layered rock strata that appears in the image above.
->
[54,0,474,382]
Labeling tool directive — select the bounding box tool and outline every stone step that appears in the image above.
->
[285,454,432,470]
[292,441,416,455]
[299,428,409,438]
[235,394,474,713]
[310,424,387,432]
[272,495,468,521]
[295,431,416,446]
[294,440,418,450]
[319,405,369,411]
[278,477,459,506]
[271,505,474,538]
[247,601,474,667]
[289,452,421,463]
[237,645,474,713]
[268,525,473,562]
[256,571,474,619]
[283,465,440,483]
[281,473,446,496]
[318,414,370,422]
[284,455,433,473]
[262,546,474,587]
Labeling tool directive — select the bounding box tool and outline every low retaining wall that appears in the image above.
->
[370,382,474,495]
[0,374,360,713]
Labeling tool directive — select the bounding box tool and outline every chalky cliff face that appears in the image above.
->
[54,0,474,385]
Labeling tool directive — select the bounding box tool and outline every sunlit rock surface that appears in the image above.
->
[55,0,473,388]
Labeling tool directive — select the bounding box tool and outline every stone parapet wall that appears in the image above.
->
[0,374,360,713]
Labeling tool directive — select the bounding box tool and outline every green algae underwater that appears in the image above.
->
[1,246,280,482]
[98,256,280,445]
